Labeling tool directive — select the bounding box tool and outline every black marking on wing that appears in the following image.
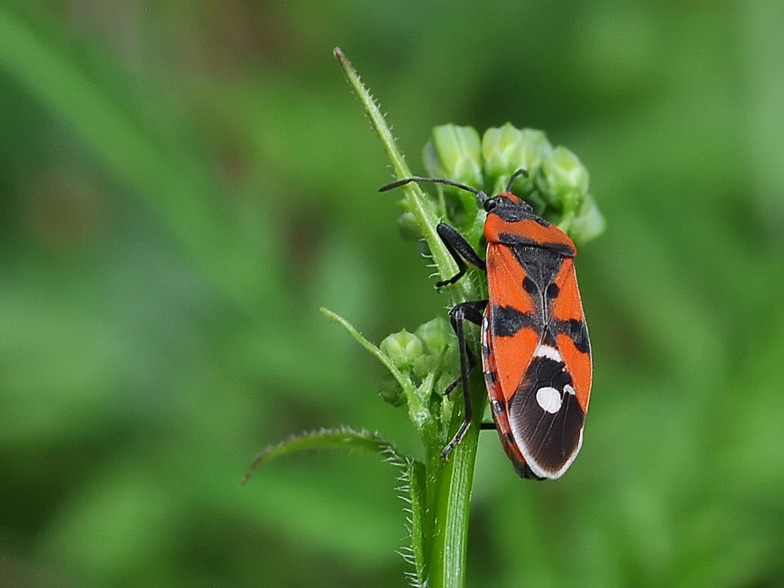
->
[491,305,539,337]
[508,245,565,295]
[500,235,575,258]
[551,318,590,354]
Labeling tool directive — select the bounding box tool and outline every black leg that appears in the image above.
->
[436,222,486,289]
[441,300,487,459]
[443,302,483,398]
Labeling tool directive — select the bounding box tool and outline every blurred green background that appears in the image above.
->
[1,1,784,587]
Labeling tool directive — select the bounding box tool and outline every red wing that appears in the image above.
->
[482,242,543,478]
[483,243,539,404]
[484,215,576,253]
[482,247,591,480]
[482,310,529,476]
[550,257,592,412]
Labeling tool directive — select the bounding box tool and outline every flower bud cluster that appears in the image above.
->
[414,123,605,244]
[378,317,458,430]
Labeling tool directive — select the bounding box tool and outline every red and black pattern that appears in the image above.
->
[380,170,592,480]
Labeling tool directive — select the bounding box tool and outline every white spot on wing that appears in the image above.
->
[536,386,562,414]
[564,384,576,396]
[534,344,562,362]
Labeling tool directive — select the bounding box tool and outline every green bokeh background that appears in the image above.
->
[2,2,784,587]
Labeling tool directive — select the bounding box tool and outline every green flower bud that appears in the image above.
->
[380,329,424,372]
[541,145,589,213]
[482,124,548,192]
[411,354,433,381]
[415,317,453,355]
[567,194,606,244]
[397,210,422,241]
[422,125,484,230]
[482,123,522,177]
[379,375,406,407]
[423,124,483,188]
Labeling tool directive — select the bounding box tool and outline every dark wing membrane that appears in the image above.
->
[506,341,586,479]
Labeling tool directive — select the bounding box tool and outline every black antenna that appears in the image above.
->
[379,176,489,206]
[504,168,529,193]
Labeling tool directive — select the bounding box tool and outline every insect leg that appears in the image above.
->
[436,222,486,289]
[442,300,487,459]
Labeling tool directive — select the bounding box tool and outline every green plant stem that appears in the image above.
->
[333,47,470,303]
[429,371,484,588]
[335,47,480,588]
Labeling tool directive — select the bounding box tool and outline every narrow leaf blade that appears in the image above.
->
[242,426,400,484]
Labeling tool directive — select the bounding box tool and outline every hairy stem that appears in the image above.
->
[335,47,481,588]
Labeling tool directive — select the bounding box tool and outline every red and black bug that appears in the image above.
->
[380,169,592,479]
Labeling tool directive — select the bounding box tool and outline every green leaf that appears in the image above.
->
[320,307,415,397]
[242,426,403,485]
